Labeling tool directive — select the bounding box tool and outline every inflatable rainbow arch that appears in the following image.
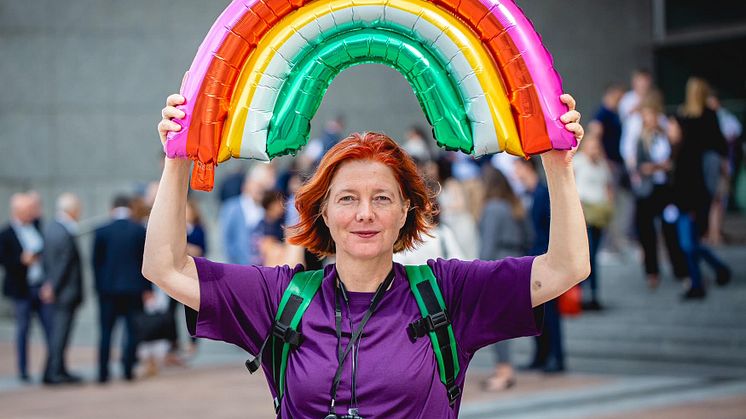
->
[165,0,577,191]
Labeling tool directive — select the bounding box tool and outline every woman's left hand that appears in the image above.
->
[542,94,584,167]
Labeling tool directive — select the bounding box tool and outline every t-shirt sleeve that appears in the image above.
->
[429,256,543,356]
[184,257,302,355]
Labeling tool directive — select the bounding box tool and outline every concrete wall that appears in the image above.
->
[0,0,653,224]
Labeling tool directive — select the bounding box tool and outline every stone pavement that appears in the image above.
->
[1,240,745,418]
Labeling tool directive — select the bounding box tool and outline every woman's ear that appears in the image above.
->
[321,201,329,227]
[400,199,410,227]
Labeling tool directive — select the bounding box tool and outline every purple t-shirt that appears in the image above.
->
[189,256,541,418]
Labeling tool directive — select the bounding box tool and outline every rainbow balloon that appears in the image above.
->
[166,0,576,191]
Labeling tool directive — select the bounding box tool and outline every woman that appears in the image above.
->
[630,91,688,289]
[669,77,731,299]
[479,166,532,390]
[144,93,587,417]
[573,126,614,306]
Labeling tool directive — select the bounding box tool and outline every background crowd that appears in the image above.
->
[0,70,743,401]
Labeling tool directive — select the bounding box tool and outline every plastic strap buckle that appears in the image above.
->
[446,383,461,405]
[272,321,303,347]
[245,357,261,374]
[407,310,451,341]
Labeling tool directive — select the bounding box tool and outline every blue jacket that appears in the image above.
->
[220,196,263,265]
[529,182,551,256]
[92,218,150,296]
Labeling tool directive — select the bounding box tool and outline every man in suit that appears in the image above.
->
[93,195,151,383]
[220,164,276,265]
[42,193,84,385]
[0,193,53,382]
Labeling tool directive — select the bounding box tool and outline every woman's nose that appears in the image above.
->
[355,200,374,222]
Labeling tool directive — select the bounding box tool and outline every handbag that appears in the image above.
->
[134,310,176,343]
[558,285,582,317]
[582,202,613,228]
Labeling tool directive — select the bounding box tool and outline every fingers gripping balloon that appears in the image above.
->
[166,0,576,191]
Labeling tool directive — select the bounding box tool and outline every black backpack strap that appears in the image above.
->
[244,269,324,414]
[404,265,462,405]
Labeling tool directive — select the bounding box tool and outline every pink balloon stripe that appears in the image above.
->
[165,0,254,158]
[484,0,577,149]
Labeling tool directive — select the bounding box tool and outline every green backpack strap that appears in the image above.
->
[404,265,462,405]
[245,269,324,414]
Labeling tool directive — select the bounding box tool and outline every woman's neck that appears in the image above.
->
[335,254,394,292]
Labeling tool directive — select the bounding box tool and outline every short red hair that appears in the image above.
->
[287,132,434,256]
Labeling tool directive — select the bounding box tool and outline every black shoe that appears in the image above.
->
[518,362,545,371]
[61,372,84,384]
[43,375,68,386]
[542,360,566,374]
[581,300,603,311]
[716,267,732,286]
[682,287,706,300]
[19,373,31,384]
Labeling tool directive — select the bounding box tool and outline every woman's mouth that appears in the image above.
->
[353,231,379,238]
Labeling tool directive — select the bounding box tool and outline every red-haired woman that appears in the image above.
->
[143,93,587,418]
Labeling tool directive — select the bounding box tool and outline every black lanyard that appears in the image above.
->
[328,268,395,418]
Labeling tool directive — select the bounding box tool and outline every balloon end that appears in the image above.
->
[190,161,215,192]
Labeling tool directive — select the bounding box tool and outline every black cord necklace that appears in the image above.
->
[326,268,395,419]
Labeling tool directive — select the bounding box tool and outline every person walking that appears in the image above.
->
[93,195,151,382]
[669,77,732,299]
[479,165,532,390]
[0,193,52,383]
[42,193,85,385]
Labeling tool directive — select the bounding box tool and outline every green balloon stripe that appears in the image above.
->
[266,27,473,158]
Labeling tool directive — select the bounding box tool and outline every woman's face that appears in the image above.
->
[322,160,409,262]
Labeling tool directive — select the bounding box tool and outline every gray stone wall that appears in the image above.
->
[0,0,653,223]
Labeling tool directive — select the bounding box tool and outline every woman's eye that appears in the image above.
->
[374,196,392,202]
[340,196,355,202]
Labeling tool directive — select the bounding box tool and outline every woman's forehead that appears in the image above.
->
[329,160,401,192]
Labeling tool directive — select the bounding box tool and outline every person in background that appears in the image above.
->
[183,198,206,355]
[319,115,346,158]
[705,90,743,244]
[93,195,151,382]
[630,91,689,290]
[0,193,52,383]
[573,126,614,309]
[619,69,654,122]
[437,156,480,260]
[669,77,731,300]
[218,166,247,204]
[479,166,532,390]
[514,158,565,373]
[402,125,433,162]
[257,190,288,266]
[42,193,85,385]
[393,195,464,264]
[219,164,276,265]
[27,190,44,230]
[593,83,626,172]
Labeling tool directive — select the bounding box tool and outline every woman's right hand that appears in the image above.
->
[157,94,186,149]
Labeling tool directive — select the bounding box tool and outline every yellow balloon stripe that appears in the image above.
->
[221,0,522,162]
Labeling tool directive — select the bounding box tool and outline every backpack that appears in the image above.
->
[245,265,461,414]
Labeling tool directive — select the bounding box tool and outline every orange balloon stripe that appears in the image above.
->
[187,0,307,186]
[434,0,551,155]
[188,0,552,178]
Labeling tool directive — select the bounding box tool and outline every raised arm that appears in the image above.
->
[530,94,591,307]
[142,94,200,310]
